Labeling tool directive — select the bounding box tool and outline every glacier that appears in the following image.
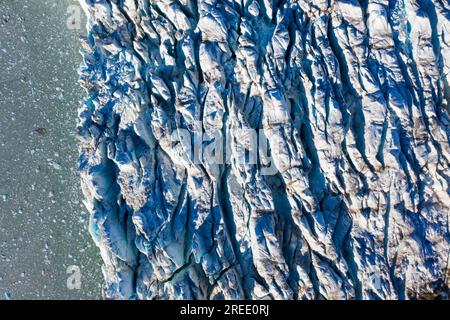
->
[77,0,450,299]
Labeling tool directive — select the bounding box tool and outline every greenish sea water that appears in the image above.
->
[0,0,102,299]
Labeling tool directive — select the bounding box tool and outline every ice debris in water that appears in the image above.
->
[77,0,450,300]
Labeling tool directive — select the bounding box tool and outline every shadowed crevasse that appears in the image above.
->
[77,0,450,300]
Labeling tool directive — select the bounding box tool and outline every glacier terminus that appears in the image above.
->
[77,0,450,300]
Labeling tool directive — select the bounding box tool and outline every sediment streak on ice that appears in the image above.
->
[77,0,450,299]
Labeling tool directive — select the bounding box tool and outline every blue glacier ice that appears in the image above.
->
[77,0,450,299]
